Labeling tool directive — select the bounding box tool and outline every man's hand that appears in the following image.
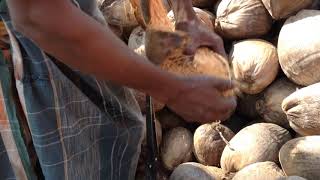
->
[164,76,236,124]
[176,20,227,58]
[169,0,227,58]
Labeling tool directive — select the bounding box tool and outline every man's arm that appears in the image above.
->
[7,0,182,103]
[7,0,236,123]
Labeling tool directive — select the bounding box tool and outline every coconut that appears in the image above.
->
[161,127,193,171]
[231,39,279,94]
[280,136,320,180]
[167,7,215,30]
[220,123,291,173]
[261,0,313,20]
[256,78,299,128]
[170,162,234,180]
[215,0,272,39]
[278,10,320,86]
[277,176,307,180]
[232,161,285,180]
[156,108,186,130]
[236,93,261,119]
[101,0,138,27]
[128,26,146,57]
[282,83,320,136]
[193,123,235,166]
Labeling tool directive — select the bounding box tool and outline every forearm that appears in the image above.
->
[169,0,196,23]
[7,0,181,102]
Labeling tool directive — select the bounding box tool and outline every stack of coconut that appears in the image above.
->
[98,0,320,179]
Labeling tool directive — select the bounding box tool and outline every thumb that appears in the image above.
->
[183,43,198,56]
[211,77,234,91]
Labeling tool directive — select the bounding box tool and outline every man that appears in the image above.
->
[0,0,236,179]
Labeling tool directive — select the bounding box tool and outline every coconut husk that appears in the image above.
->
[170,162,234,180]
[282,83,320,136]
[231,39,279,94]
[220,123,291,173]
[279,136,320,180]
[161,127,193,171]
[278,10,320,86]
[261,0,313,20]
[232,161,285,180]
[256,78,299,128]
[215,0,272,39]
[193,123,235,166]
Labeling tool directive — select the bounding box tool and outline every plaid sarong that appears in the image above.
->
[0,4,145,180]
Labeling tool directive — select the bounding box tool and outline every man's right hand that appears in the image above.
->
[163,76,237,124]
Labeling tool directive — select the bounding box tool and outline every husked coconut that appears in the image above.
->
[193,123,235,166]
[282,83,320,136]
[156,108,186,130]
[277,176,307,180]
[214,0,222,14]
[167,7,215,30]
[101,0,138,27]
[236,93,261,119]
[220,123,291,172]
[231,39,279,94]
[278,10,320,86]
[279,136,320,180]
[261,0,313,20]
[128,26,146,56]
[170,162,234,180]
[161,127,193,171]
[256,78,299,128]
[232,161,285,180]
[215,0,272,39]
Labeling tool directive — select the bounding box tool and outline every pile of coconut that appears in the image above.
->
[98,0,320,179]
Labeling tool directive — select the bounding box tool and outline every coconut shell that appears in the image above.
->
[261,0,313,20]
[231,39,279,94]
[167,7,215,30]
[101,0,138,27]
[193,123,235,166]
[170,162,233,180]
[256,78,299,128]
[215,0,272,39]
[279,136,320,180]
[236,93,262,119]
[232,161,285,180]
[161,127,193,171]
[156,108,186,130]
[278,10,320,86]
[282,83,320,136]
[220,123,291,173]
